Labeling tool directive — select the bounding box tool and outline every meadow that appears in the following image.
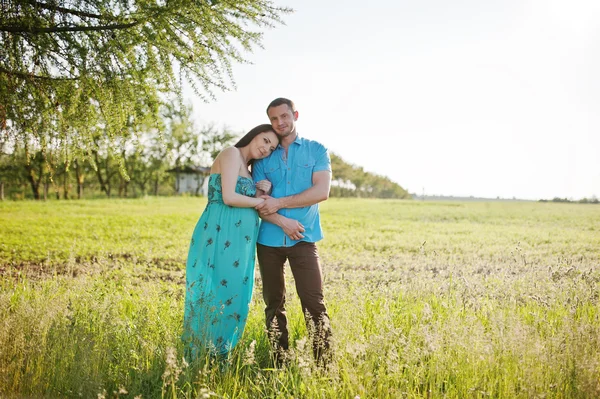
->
[1,197,599,398]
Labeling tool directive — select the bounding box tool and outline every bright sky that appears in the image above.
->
[187,0,600,200]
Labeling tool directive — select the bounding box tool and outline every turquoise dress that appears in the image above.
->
[183,173,259,357]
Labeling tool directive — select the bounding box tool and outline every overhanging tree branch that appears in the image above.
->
[1,0,293,169]
[0,66,79,80]
[0,21,140,34]
[25,0,106,19]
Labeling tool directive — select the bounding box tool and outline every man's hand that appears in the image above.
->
[255,195,282,216]
[280,218,305,241]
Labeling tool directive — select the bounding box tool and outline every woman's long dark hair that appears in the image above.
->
[234,124,276,148]
[234,124,279,166]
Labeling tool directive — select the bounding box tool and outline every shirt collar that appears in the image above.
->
[277,132,303,150]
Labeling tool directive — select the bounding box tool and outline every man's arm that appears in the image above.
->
[256,170,331,216]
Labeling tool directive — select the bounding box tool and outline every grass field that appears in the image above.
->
[1,197,599,398]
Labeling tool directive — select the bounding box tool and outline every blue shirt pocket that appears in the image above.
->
[296,160,315,182]
[265,164,283,186]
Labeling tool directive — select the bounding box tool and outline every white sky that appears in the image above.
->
[186,0,600,200]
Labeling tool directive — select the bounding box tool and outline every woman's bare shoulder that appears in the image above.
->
[212,146,240,172]
[217,146,239,158]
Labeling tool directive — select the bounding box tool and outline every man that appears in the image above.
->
[252,97,332,365]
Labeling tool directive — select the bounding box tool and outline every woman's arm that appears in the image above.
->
[219,147,264,208]
[256,170,331,215]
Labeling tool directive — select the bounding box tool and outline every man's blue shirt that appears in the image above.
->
[252,134,331,247]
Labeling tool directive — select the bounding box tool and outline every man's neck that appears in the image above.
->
[280,130,297,150]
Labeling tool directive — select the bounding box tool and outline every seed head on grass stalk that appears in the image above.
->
[161,346,182,398]
[243,340,257,366]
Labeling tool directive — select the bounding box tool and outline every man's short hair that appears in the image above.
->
[267,98,296,114]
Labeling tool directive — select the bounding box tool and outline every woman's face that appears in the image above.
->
[251,131,278,159]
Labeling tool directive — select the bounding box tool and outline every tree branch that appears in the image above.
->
[0,66,79,80]
[25,0,106,20]
[0,21,140,34]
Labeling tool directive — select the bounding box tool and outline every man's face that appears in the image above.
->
[267,104,298,137]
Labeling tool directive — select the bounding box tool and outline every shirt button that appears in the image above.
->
[287,181,290,184]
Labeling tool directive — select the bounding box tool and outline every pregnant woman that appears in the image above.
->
[182,124,279,359]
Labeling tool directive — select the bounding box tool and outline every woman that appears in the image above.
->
[182,124,279,359]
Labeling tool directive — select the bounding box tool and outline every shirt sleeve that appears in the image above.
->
[252,158,267,182]
[313,143,332,173]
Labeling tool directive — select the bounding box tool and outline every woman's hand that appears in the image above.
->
[255,179,272,193]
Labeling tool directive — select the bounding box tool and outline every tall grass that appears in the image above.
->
[1,198,599,398]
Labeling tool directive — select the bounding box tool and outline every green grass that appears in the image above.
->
[1,197,599,398]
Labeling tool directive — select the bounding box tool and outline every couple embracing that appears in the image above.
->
[182,97,332,366]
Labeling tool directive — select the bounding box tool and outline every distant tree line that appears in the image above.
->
[1,112,413,201]
[539,197,599,204]
[0,105,237,200]
[330,153,411,199]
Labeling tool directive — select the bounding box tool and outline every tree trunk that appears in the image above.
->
[74,159,84,199]
[154,177,159,196]
[119,175,129,198]
[93,151,110,197]
[137,177,148,197]
[63,168,70,199]
[104,164,112,197]
[43,181,49,201]
[0,181,4,200]
[25,163,40,200]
